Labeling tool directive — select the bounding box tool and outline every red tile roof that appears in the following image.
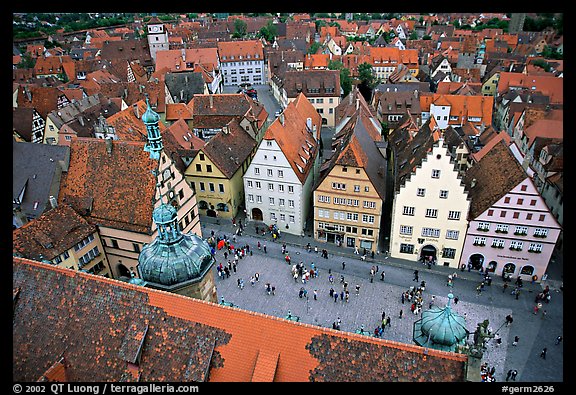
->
[217,40,263,63]
[13,257,468,382]
[58,138,158,234]
[263,93,321,184]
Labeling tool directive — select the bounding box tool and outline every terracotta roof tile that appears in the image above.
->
[13,257,468,382]
[217,40,263,63]
[58,138,158,234]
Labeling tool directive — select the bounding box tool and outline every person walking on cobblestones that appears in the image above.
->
[399,309,403,319]
[506,369,513,381]
[342,261,346,270]
[355,284,361,295]
[556,335,563,345]
[540,347,547,359]
[413,270,419,282]
[512,335,519,346]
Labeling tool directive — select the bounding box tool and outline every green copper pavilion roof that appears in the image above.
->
[141,97,160,124]
[413,293,469,352]
[138,202,214,286]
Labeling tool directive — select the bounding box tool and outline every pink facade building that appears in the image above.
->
[460,140,561,282]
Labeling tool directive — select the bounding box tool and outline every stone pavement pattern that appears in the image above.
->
[202,221,562,382]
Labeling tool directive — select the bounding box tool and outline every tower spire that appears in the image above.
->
[142,94,163,160]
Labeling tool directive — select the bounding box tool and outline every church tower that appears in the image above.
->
[147,15,169,64]
[142,96,163,160]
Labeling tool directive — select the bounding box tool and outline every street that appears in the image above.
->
[201,216,563,383]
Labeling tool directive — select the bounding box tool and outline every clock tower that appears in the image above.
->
[147,15,169,63]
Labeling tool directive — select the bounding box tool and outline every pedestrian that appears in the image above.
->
[355,284,360,295]
[314,246,318,254]
[506,314,514,326]
[329,274,334,284]
[429,295,435,309]
[345,291,349,303]
[506,370,513,381]
[254,272,260,282]
[381,311,386,321]
[342,261,346,270]
[381,271,385,281]
[232,262,237,273]
[386,316,391,327]
[515,289,520,300]
[340,291,344,301]
[510,370,518,381]
[454,297,459,304]
[263,244,267,253]
[556,335,563,345]
[399,309,403,319]
[541,309,547,319]
[533,302,542,314]
[503,282,508,293]
[476,284,482,295]
[512,335,519,346]
[401,292,405,304]
[540,347,547,359]
[371,251,375,259]
[413,270,419,282]
[257,241,261,250]
[271,285,275,295]
[313,289,318,301]
[329,288,334,298]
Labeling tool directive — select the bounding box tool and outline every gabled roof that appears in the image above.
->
[217,39,263,62]
[263,93,321,184]
[282,69,341,98]
[13,141,70,219]
[200,119,258,179]
[13,203,96,261]
[106,99,167,142]
[58,138,158,234]
[463,140,528,219]
[13,257,468,382]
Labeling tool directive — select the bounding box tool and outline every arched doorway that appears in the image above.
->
[252,207,263,221]
[420,245,437,263]
[486,261,498,273]
[520,265,535,277]
[206,209,217,217]
[468,253,484,271]
[198,200,209,210]
[117,263,131,278]
[502,263,516,280]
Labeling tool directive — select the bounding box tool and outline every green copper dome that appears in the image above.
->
[138,232,214,286]
[413,294,469,352]
[152,203,177,225]
[141,98,160,124]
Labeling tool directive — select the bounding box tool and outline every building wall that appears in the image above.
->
[482,73,500,96]
[244,139,308,235]
[287,95,340,127]
[185,151,246,219]
[221,60,265,86]
[43,117,60,145]
[389,140,470,267]
[51,230,112,277]
[313,165,383,252]
[98,225,153,279]
[459,178,561,281]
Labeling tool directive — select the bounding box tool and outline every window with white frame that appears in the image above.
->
[280,214,286,222]
[492,239,505,248]
[248,194,254,202]
[363,201,376,209]
[421,228,440,238]
[268,183,274,191]
[477,222,490,230]
[247,180,253,188]
[278,170,284,178]
[439,190,449,199]
[515,226,528,235]
[270,212,276,221]
[403,206,415,216]
[442,248,456,259]
[278,184,284,192]
[447,211,460,220]
[289,215,295,223]
[496,224,509,233]
[426,208,438,218]
[254,167,260,175]
[432,169,441,178]
[318,195,330,203]
[269,197,275,205]
[400,243,414,254]
[256,195,262,203]
[255,181,261,189]
[528,243,543,252]
[354,185,360,192]
[289,200,294,208]
[400,225,413,235]
[332,182,346,190]
[362,214,375,223]
[473,236,486,246]
[533,228,548,237]
[279,198,285,206]
[417,188,426,197]
[267,169,273,177]
[446,230,459,240]
[288,185,294,193]
[510,241,523,250]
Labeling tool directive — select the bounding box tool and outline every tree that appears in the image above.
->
[307,41,321,55]
[258,20,277,43]
[329,60,352,98]
[409,31,418,40]
[358,62,376,88]
[232,19,247,38]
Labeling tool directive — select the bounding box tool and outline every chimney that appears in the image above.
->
[133,103,140,118]
[49,195,58,209]
[106,138,113,155]
[356,97,360,110]
[209,94,213,108]
[279,113,285,125]
[181,48,186,62]
[180,90,184,101]
[306,117,312,131]
[78,116,84,126]
[471,178,477,188]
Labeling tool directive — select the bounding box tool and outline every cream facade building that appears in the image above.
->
[389,131,470,267]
